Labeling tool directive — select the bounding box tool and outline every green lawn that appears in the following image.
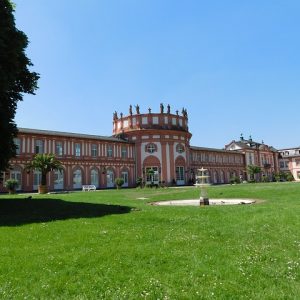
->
[0,183,299,299]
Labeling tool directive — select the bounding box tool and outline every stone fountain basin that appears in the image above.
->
[152,199,255,206]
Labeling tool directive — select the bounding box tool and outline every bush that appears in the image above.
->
[4,179,19,194]
[136,177,143,188]
[229,176,241,184]
[114,177,124,189]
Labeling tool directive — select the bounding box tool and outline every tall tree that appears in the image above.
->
[0,0,39,174]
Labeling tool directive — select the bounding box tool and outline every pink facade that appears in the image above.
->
[278,147,300,181]
[0,105,282,192]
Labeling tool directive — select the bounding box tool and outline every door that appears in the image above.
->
[176,166,185,185]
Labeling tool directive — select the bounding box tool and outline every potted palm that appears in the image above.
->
[25,154,63,194]
[4,179,19,194]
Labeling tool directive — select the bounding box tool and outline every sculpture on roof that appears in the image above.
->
[160,103,164,113]
[113,111,118,120]
[129,105,133,116]
[148,107,151,113]
[167,104,170,114]
[135,104,140,114]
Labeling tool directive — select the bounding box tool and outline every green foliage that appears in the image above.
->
[0,183,300,298]
[247,164,261,181]
[229,176,241,184]
[136,176,143,188]
[114,177,124,189]
[286,172,294,182]
[25,154,62,186]
[4,178,18,193]
[0,0,39,173]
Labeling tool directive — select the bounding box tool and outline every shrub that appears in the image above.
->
[114,177,124,189]
[136,177,143,188]
[4,179,19,194]
[229,176,241,184]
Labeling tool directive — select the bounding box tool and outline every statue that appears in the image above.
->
[120,112,123,118]
[160,103,164,113]
[176,110,179,115]
[135,104,140,114]
[129,105,133,115]
[167,104,170,114]
[113,111,118,120]
[148,107,151,113]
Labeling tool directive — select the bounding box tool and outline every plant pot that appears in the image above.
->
[38,185,48,194]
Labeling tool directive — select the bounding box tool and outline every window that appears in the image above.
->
[35,140,44,154]
[146,167,159,183]
[10,167,22,190]
[152,116,159,124]
[54,170,64,190]
[172,117,176,125]
[56,142,63,156]
[91,169,99,188]
[107,145,113,157]
[142,117,148,124]
[176,144,185,153]
[91,144,97,157]
[75,143,81,156]
[280,161,285,168]
[121,146,127,158]
[176,166,184,181]
[14,138,21,155]
[296,159,300,166]
[122,171,128,187]
[146,143,156,153]
[73,169,82,189]
[33,170,42,190]
[106,169,114,187]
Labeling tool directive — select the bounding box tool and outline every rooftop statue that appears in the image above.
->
[160,103,164,113]
[129,105,133,116]
[167,104,170,114]
[135,104,140,114]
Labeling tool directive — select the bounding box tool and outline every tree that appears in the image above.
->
[247,165,261,182]
[25,154,63,194]
[0,1,39,174]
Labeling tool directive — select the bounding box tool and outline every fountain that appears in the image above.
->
[194,167,210,206]
[151,167,256,206]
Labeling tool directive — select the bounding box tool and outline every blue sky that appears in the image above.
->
[14,0,300,149]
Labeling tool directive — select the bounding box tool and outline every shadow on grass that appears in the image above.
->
[0,197,132,226]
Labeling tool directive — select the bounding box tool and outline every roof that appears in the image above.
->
[18,128,133,143]
[190,145,244,155]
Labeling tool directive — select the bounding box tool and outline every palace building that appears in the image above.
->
[0,104,293,193]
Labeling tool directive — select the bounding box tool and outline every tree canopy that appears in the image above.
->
[25,154,63,186]
[0,0,39,174]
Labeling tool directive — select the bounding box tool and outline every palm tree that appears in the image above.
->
[247,164,261,182]
[25,154,63,194]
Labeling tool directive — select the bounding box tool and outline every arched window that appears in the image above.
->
[91,169,99,188]
[33,170,42,190]
[106,169,114,188]
[54,170,64,190]
[73,169,82,189]
[10,167,22,190]
[121,170,129,187]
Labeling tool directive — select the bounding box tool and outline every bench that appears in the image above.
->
[82,185,96,191]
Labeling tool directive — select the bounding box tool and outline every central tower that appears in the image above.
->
[113,104,192,185]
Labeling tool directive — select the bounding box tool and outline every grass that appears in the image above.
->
[0,182,299,299]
